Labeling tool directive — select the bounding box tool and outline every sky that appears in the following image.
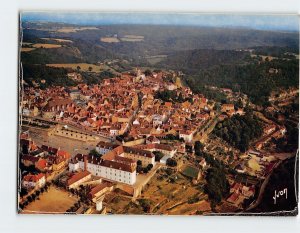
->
[21,12,299,31]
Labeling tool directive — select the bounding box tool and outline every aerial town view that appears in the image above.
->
[18,12,299,215]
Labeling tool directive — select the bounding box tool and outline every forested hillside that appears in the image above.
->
[183,58,299,106]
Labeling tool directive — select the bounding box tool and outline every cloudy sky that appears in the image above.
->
[21,12,299,31]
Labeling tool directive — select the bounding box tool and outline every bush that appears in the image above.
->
[166,158,177,167]
[147,164,153,171]
[139,199,151,213]
[153,151,164,162]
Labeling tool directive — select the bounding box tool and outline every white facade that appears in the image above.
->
[96,200,103,211]
[69,162,80,172]
[152,115,163,126]
[160,148,176,157]
[69,160,136,185]
[110,129,119,136]
[179,132,193,142]
[96,147,111,155]
[22,175,46,189]
[87,162,136,185]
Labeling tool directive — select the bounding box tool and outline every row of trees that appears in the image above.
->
[137,161,154,174]
[19,183,51,209]
[89,149,102,158]
[22,64,76,89]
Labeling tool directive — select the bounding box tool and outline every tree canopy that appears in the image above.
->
[213,113,263,152]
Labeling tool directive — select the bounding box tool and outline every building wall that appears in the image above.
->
[93,186,114,200]
[179,134,193,142]
[69,162,79,172]
[87,163,136,185]
[53,161,65,171]
[122,138,145,147]
[54,127,99,142]
[72,160,136,185]
[22,176,45,189]
[110,129,119,136]
[68,174,92,189]
[95,147,112,155]
[96,201,103,211]
[145,147,176,157]
[122,152,155,166]
[22,181,35,189]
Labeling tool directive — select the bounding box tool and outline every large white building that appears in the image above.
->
[69,153,137,185]
[69,145,156,185]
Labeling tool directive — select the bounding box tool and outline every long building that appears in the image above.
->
[69,145,155,185]
[69,153,137,185]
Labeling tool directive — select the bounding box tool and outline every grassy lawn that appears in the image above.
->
[46,63,104,72]
[21,186,78,214]
[32,43,62,49]
[182,165,200,179]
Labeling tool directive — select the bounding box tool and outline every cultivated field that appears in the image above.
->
[100,37,120,43]
[105,170,210,215]
[56,27,99,33]
[182,165,199,179]
[21,47,36,52]
[46,63,103,72]
[32,43,62,49]
[26,27,99,33]
[101,35,144,43]
[120,35,144,42]
[145,55,167,64]
[21,186,78,214]
[41,38,73,43]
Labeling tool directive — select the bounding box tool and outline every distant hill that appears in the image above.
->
[21,23,299,65]
[156,49,250,73]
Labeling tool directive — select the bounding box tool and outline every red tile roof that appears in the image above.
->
[23,173,45,182]
[67,171,91,186]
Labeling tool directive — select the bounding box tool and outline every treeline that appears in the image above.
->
[21,46,83,64]
[81,70,115,85]
[154,90,192,103]
[213,113,263,152]
[183,58,299,106]
[22,64,116,88]
[183,81,227,103]
[252,46,298,59]
[158,49,250,73]
[22,64,76,88]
